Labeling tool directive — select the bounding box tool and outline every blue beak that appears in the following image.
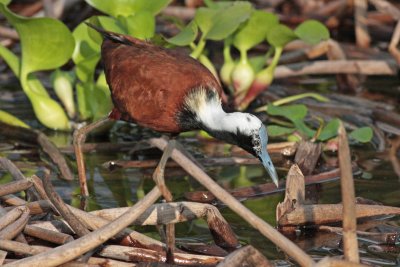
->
[259,125,279,187]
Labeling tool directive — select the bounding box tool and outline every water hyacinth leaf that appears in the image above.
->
[0,4,74,77]
[267,125,295,137]
[87,16,126,44]
[28,94,70,130]
[267,104,308,121]
[52,69,76,118]
[205,2,252,40]
[294,20,330,45]
[267,24,297,47]
[167,21,198,46]
[75,53,101,83]
[195,7,218,36]
[318,118,340,141]
[349,127,373,143]
[85,0,171,18]
[0,44,19,75]
[123,12,155,40]
[249,55,267,73]
[0,110,29,128]
[76,83,92,120]
[293,120,316,138]
[72,21,100,64]
[234,11,278,52]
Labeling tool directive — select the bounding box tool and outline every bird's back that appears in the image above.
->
[101,34,223,133]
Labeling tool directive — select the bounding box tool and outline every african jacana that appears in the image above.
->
[87,23,279,186]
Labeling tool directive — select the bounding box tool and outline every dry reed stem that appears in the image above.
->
[0,240,50,256]
[274,60,397,78]
[216,245,272,267]
[148,138,315,267]
[354,0,371,48]
[91,201,239,248]
[24,225,74,245]
[42,170,89,237]
[316,257,369,267]
[0,180,33,198]
[0,209,29,240]
[98,245,223,266]
[338,123,359,263]
[0,206,28,231]
[0,250,7,265]
[4,187,161,267]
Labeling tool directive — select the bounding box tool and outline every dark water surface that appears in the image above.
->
[1,82,399,265]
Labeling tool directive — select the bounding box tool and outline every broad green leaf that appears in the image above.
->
[0,4,74,77]
[267,104,308,121]
[195,7,218,36]
[0,0,11,5]
[294,20,330,45]
[27,92,70,130]
[75,53,100,83]
[123,11,155,39]
[267,125,295,137]
[233,11,278,51]
[293,120,316,137]
[72,21,100,64]
[0,110,29,128]
[349,127,373,143]
[318,118,340,141]
[267,24,297,47]
[76,82,92,120]
[52,69,76,118]
[85,0,171,17]
[205,2,252,40]
[166,21,198,46]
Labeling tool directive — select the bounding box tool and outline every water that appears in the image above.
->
[1,84,399,265]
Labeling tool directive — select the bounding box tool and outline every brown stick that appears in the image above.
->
[0,240,50,256]
[0,209,29,240]
[338,123,359,263]
[42,170,90,237]
[217,245,272,267]
[0,158,39,200]
[274,60,397,78]
[36,132,73,181]
[5,187,161,267]
[4,200,54,215]
[354,0,371,48]
[98,245,223,266]
[0,250,6,265]
[278,203,400,225]
[24,225,74,245]
[91,202,239,248]
[0,207,28,231]
[316,257,369,267]
[148,138,315,267]
[67,205,168,252]
[0,180,33,197]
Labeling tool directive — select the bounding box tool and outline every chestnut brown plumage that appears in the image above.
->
[87,23,279,186]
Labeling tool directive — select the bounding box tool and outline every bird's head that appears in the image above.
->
[181,87,279,187]
[230,115,279,187]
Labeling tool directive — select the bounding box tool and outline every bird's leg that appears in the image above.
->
[73,117,110,209]
[151,139,176,263]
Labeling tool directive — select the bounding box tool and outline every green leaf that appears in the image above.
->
[0,110,29,128]
[72,21,101,64]
[194,7,218,36]
[205,2,253,40]
[0,4,74,77]
[0,43,19,75]
[349,127,373,143]
[267,24,297,47]
[294,20,330,45]
[233,11,278,52]
[249,55,267,73]
[123,12,155,39]
[267,125,295,137]
[85,0,171,17]
[318,118,340,141]
[76,83,92,120]
[293,120,316,137]
[166,21,198,46]
[267,104,308,122]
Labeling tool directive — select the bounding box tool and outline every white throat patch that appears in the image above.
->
[184,87,262,136]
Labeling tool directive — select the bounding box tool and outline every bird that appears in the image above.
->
[86,23,279,187]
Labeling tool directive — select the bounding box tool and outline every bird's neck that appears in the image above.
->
[180,87,255,135]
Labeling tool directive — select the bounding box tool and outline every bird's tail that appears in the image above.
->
[85,22,135,46]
